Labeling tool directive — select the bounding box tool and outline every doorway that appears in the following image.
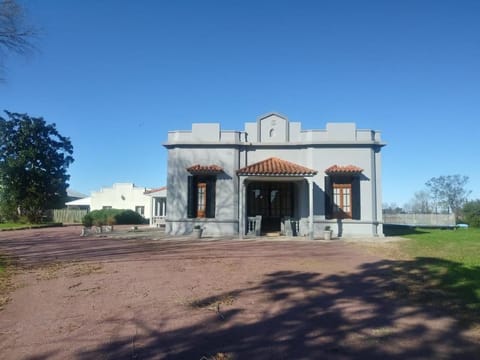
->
[247,182,294,233]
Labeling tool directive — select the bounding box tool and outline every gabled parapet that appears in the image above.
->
[165,113,383,146]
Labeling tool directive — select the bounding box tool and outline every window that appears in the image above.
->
[187,175,216,218]
[102,206,112,210]
[325,176,360,220]
[135,206,145,216]
[197,182,207,218]
[333,183,352,218]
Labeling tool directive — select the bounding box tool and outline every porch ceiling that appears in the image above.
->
[237,157,317,177]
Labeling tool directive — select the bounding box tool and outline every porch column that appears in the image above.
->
[239,176,246,239]
[150,197,154,227]
[308,177,314,239]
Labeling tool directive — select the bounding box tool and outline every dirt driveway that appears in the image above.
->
[0,226,478,359]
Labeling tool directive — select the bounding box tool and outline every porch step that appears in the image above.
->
[265,231,281,237]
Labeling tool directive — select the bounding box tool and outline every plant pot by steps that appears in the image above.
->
[324,230,333,240]
[193,227,203,239]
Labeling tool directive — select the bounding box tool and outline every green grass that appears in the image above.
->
[0,222,62,231]
[0,254,12,310]
[392,228,480,323]
[401,227,480,266]
[0,255,6,274]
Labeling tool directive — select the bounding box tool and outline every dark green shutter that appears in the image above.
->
[187,176,196,218]
[206,177,216,218]
[324,176,332,219]
[352,177,361,220]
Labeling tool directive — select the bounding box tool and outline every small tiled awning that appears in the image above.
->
[237,157,317,176]
[325,165,363,174]
[187,164,224,174]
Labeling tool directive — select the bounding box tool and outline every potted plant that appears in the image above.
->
[193,225,203,239]
[324,225,333,240]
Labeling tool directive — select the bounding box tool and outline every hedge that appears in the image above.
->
[82,209,146,227]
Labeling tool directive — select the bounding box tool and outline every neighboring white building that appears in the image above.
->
[90,183,166,226]
[65,196,91,210]
[164,113,385,238]
[145,186,167,227]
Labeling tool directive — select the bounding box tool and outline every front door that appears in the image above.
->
[247,182,294,233]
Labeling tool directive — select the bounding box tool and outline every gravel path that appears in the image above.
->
[0,226,478,359]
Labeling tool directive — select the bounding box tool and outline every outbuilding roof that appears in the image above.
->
[144,186,167,196]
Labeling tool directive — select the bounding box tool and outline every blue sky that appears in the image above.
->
[1,0,479,206]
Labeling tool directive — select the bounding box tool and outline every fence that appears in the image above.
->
[52,209,88,224]
[383,213,456,227]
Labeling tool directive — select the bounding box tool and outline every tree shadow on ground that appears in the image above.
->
[383,224,426,236]
[74,257,480,360]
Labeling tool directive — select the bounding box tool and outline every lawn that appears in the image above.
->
[401,227,480,267]
[0,222,62,231]
[0,255,6,274]
[0,254,12,310]
[391,228,480,323]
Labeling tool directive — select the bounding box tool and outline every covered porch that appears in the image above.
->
[237,157,317,239]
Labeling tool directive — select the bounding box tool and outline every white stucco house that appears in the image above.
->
[164,113,385,238]
[89,183,167,226]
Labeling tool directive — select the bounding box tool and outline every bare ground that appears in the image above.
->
[0,226,478,360]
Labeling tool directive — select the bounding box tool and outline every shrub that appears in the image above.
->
[114,209,145,225]
[82,213,93,227]
[82,209,146,227]
[106,216,116,226]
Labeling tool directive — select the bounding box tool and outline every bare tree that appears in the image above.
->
[405,190,433,214]
[382,202,403,214]
[0,0,36,79]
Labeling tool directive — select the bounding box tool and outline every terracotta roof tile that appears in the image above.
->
[187,164,224,174]
[237,157,317,176]
[325,165,363,174]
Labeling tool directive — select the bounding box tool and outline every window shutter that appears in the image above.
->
[352,177,361,220]
[187,176,196,218]
[324,176,332,219]
[206,177,216,218]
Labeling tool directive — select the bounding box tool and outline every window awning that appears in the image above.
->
[325,165,363,174]
[237,157,317,176]
[187,164,224,174]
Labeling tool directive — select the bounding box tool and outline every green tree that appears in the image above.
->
[425,175,471,217]
[462,200,480,227]
[0,111,74,222]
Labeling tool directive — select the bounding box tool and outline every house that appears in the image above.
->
[164,113,385,238]
[66,189,88,203]
[65,189,90,211]
[144,186,167,227]
[65,196,91,211]
[89,183,167,227]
